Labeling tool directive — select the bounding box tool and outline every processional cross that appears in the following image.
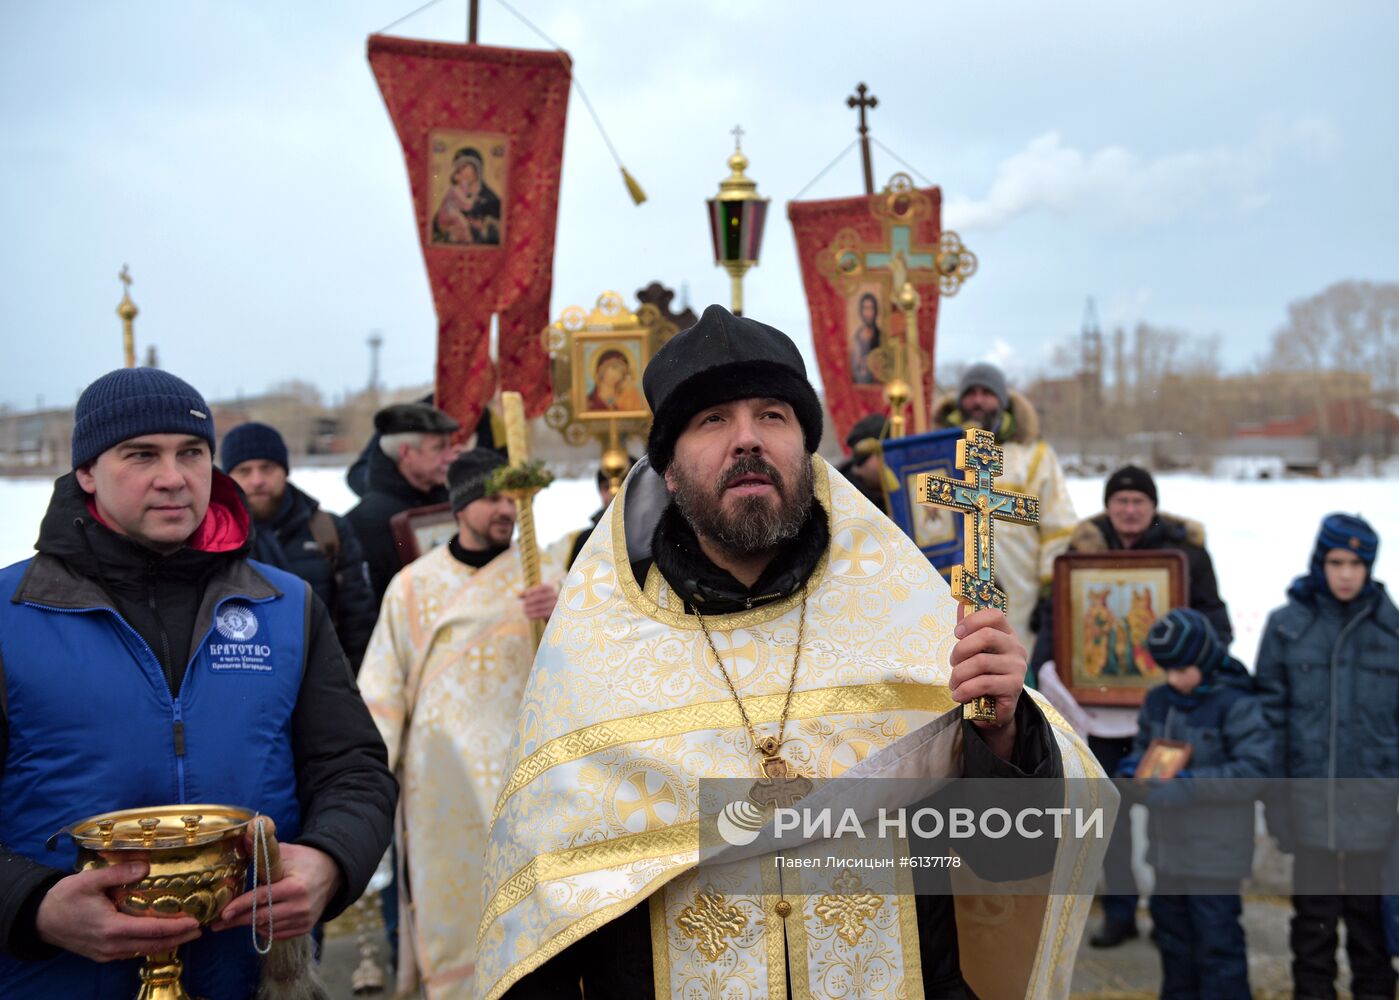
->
[918,428,1040,723]
[847,82,878,195]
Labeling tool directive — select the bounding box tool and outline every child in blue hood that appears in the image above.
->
[1255,512,1399,1000]
[1119,608,1271,999]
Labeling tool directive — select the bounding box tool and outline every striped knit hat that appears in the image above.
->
[1146,608,1226,676]
[447,448,507,512]
[1313,512,1378,568]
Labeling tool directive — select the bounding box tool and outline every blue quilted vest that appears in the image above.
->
[0,556,306,1000]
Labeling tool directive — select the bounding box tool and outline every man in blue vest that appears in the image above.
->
[0,368,397,999]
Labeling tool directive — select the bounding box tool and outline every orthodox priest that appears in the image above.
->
[359,449,565,999]
[477,307,1108,1000]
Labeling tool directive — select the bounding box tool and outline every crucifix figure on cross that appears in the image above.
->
[917,428,1041,722]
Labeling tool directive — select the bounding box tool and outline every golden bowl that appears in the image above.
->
[66,804,255,1000]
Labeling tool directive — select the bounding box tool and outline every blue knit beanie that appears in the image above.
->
[221,422,289,473]
[1307,512,1378,592]
[72,368,215,469]
[1146,608,1226,676]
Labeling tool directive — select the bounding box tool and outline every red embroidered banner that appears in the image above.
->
[787,182,944,446]
[368,34,570,432]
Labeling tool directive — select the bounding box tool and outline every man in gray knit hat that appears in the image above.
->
[933,361,1078,663]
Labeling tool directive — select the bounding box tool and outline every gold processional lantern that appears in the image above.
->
[543,291,684,489]
[706,126,769,317]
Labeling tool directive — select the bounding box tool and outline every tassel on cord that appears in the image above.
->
[621,167,647,206]
[378,0,648,205]
[250,816,330,1000]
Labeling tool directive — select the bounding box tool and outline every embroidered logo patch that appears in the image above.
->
[216,603,259,641]
[209,602,272,673]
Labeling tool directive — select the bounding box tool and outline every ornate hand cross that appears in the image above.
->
[917,428,1040,722]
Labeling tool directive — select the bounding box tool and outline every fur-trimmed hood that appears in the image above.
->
[932,388,1041,444]
[1071,510,1206,553]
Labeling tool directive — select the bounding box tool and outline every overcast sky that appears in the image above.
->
[2,0,1395,410]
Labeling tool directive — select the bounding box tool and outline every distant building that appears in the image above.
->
[0,408,74,473]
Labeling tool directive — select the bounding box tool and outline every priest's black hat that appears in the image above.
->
[374,402,460,436]
[643,304,823,474]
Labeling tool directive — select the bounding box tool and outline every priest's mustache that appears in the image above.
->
[719,456,787,499]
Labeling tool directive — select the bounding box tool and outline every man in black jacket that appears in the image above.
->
[346,397,498,498]
[345,402,460,604]
[1067,465,1232,643]
[1034,463,1233,948]
[222,421,376,671]
[0,368,396,998]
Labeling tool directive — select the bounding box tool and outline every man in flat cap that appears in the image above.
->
[358,449,564,999]
[837,412,893,512]
[346,402,461,605]
[479,306,1108,1000]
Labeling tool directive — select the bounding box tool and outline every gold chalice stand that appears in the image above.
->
[65,804,256,1000]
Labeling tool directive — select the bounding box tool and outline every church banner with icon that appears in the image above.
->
[368,34,571,433]
[788,176,975,445]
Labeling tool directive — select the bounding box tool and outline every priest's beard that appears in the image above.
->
[670,454,814,558]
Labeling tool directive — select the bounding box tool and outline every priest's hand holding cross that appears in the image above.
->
[950,605,1029,760]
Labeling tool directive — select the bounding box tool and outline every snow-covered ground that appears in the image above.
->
[2,469,1394,669]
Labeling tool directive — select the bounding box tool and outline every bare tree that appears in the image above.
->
[1265,281,1399,459]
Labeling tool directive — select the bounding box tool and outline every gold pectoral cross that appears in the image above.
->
[916,428,1041,723]
[748,750,813,810]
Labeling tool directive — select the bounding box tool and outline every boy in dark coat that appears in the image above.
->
[1119,608,1271,1000]
[1254,513,1399,1000]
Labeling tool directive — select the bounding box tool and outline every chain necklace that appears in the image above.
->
[695,586,813,807]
